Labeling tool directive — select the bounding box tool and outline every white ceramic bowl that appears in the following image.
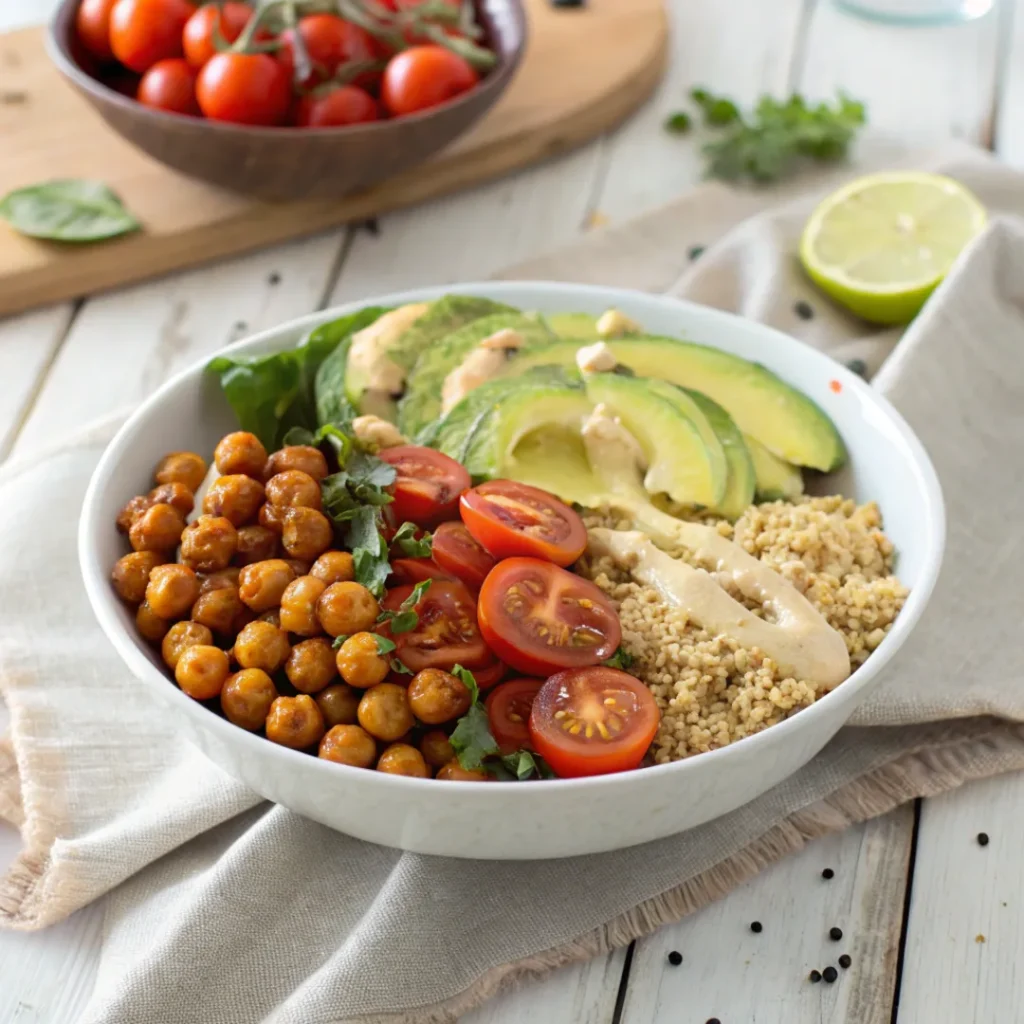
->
[80,282,944,859]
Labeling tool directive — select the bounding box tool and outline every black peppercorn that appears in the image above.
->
[551,0,585,7]
[845,357,868,378]
[821,868,835,879]
[822,966,838,983]
[750,920,763,933]
[688,244,706,261]
[809,969,822,983]
[839,954,852,969]
[829,926,843,941]
[267,272,281,286]
[978,832,990,846]
[794,300,814,320]
[706,1019,722,1024]
[667,950,683,966]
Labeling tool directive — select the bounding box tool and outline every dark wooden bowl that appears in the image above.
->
[47,0,526,201]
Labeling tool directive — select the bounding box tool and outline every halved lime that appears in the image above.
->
[799,171,987,325]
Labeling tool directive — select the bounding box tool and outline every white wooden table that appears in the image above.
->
[2,1,1023,1020]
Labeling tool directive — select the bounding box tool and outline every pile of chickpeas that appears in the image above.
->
[110,430,491,781]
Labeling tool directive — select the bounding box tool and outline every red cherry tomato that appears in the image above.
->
[109,0,195,74]
[381,45,478,117]
[375,0,465,49]
[378,446,471,528]
[432,520,496,591]
[459,480,587,567]
[477,557,621,676]
[279,13,376,87]
[472,659,507,690]
[295,85,379,127]
[137,57,199,114]
[486,678,544,754]
[388,557,453,586]
[182,1,253,69]
[529,668,659,778]
[196,51,291,125]
[380,580,495,673]
[76,0,119,61]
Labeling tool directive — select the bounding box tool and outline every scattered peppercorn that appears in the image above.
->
[688,244,706,261]
[359,217,381,236]
[809,970,822,983]
[839,954,852,969]
[750,921,763,933]
[845,357,868,378]
[268,272,281,286]
[977,832,990,846]
[794,300,814,320]
[234,320,247,333]
[667,950,683,966]
[551,0,585,7]
[829,927,843,941]
[706,1019,722,1024]
[822,966,838,983]
[821,868,835,879]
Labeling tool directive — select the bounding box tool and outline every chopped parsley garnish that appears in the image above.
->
[377,578,432,634]
[391,521,433,557]
[604,646,635,671]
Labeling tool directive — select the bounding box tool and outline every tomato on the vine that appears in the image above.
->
[381,45,478,117]
[279,13,377,88]
[76,0,119,61]
[378,446,470,528]
[196,51,291,125]
[137,57,199,115]
[109,0,196,74]
[182,1,254,69]
[295,85,379,127]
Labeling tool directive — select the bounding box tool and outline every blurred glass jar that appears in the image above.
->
[835,0,994,23]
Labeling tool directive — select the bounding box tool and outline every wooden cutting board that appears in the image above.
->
[0,0,667,318]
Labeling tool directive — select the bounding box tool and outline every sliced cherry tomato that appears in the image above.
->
[76,0,119,61]
[477,558,621,676]
[295,85,379,127]
[182,1,253,69]
[378,446,471,528]
[381,45,478,117]
[529,667,659,778]
[381,580,495,673]
[486,678,544,754]
[109,0,195,74]
[137,57,199,115]
[279,13,377,88]
[472,659,506,690]
[196,51,291,125]
[388,557,453,586]
[432,521,496,591]
[460,480,587,567]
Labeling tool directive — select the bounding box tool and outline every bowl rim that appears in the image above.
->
[47,0,527,138]
[79,280,946,798]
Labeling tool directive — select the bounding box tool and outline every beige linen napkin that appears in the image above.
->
[4,140,1024,1024]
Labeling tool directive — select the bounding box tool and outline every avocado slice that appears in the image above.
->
[746,435,804,501]
[506,426,610,507]
[500,336,846,472]
[546,312,600,340]
[686,390,756,519]
[584,372,727,509]
[343,295,513,418]
[398,312,554,437]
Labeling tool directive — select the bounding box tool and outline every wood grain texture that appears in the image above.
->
[0,0,668,318]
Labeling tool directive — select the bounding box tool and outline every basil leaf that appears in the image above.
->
[372,634,396,655]
[390,657,413,675]
[392,521,432,557]
[450,703,498,770]
[449,663,479,705]
[387,610,418,634]
[331,634,350,649]
[377,578,431,634]
[0,179,139,242]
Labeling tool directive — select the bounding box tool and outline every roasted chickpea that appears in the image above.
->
[310,550,355,585]
[407,668,471,725]
[221,668,277,730]
[265,469,322,510]
[317,581,379,638]
[136,601,169,643]
[258,502,286,536]
[281,507,332,562]
[335,631,389,688]
[214,431,268,479]
[203,474,265,527]
[315,683,361,728]
[436,760,493,781]
[265,445,328,482]
[154,451,207,492]
[116,494,152,533]
[180,515,238,572]
[148,481,194,516]
[233,619,290,673]
[237,559,295,612]
[318,724,376,767]
[111,550,164,604]
[266,695,324,749]
[277,576,325,636]
[258,608,281,627]
[234,525,279,565]
[162,620,214,670]
[199,567,241,594]
[357,683,414,742]
[285,636,337,693]
[175,644,230,700]
[377,743,430,778]
[420,729,455,768]
[282,558,311,577]
[129,502,187,553]
[191,586,246,635]
[145,563,199,620]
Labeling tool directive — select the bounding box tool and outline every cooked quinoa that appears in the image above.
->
[579,496,908,763]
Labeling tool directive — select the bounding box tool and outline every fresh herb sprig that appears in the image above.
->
[376,578,432,634]
[391,521,433,558]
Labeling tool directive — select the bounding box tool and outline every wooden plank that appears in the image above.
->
[0,0,668,319]
[895,775,1024,1022]
[620,808,914,1024]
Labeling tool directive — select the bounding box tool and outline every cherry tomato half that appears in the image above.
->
[381,580,495,674]
[109,0,195,74]
[472,658,506,690]
[182,1,253,69]
[76,0,119,61]
[381,45,478,117]
[295,85,379,127]
[196,51,291,125]
[388,557,453,586]
[137,57,199,115]
[486,678,544,754]
[529,667,659,778]
[477,557,621,676]
[378,446,471,528]
[432,520,496,591]
[460,480,587,567]
[279,13,376,88]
